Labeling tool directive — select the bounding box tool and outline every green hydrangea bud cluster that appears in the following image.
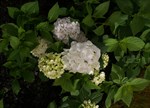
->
[102,53,109,68]
[38,53,64,79]
[92,72,105,85]
[81,100,99,108]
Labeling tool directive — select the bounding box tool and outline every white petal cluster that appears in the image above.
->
[38,53,64,79]
[92,72,105,85]
[53,17,87,44]
[62,41,101,75]
[102,53,109,68]
[81,100,99,108]
[31,38,48,57]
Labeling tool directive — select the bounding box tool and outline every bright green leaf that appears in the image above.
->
[114,85,133,107]
[104,38,119,52]
[21,1,39,15]
[9,36,20,49]
[120,37,145,51]
[116,0,133,15]
[127,78,150,91]
[111,64,125,80]
[93,1,110,18]
[48,3,60,22]
[93,25,104,36]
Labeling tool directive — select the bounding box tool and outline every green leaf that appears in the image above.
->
[47,101,57,108]
[84,80,100,90]
[39,72,49,81]
[144,66,150,80]
[116,0,133,15]
[105,86,117,108]
[12,79,21,95]
[7,49,19,60]
[16,15,29,27]
[36,22,51,31]
[0,99,3,108]
[0,39,9,52]
[82,15,95,27]
[40,30,53,42]
[127,78,150,91]
[90,91,103,104]
[111,64,125,80]
[19,47,30,59]
[7,7,20,19]
[59,7,67,16]
[86,3,93,15]
[93,25,104,36]
[114,85,133,107]
[21,1,39,15]
[93,1,110,18]
[143,43,150,52]
[48,3,60,22]
[53,73,75,92]
[120,37,145,51]
[9,36,20,49]
[0,23,18,36]
[140,29,150,41]
[130,15,145,35]
[104,38,119,52]
[138,0,150,19]
[107,11,128,33]
[21,71,34,83]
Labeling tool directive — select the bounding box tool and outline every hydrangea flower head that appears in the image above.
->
[62,41,101,75]
[38,53,64,79]
[81,100,99,108]
[53,17,87,44]
[31,38,48,58]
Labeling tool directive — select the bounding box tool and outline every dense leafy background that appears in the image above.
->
[0,0,150,108]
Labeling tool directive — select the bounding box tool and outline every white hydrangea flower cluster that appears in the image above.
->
[102,53,109,68]
[53,17,87,44]
[92,72,105,85]
[38,53,64,79]
[81,100,99,108]
[31,38,48,58]
[62,41,101,75]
